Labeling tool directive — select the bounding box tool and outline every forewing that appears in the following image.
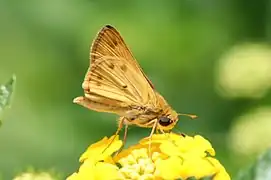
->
[90,25,155,89]
[76,25,158,115]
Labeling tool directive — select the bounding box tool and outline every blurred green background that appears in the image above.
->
[1,0,271,179]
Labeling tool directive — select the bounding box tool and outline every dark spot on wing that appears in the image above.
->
[121,64,127,72]
[108,38,118,48]
[97,75,103,80]
[108,63,114,69]
[122,85,127,88]
[112,38,118,46]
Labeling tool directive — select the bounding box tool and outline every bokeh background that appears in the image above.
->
[1,0,271,179]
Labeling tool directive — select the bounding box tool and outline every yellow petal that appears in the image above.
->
[139,133,182,145]
[95,162,122,180]
[180,158,217,179]
[155,156,183,179]
[159,141,181,156]
[80,135,122,162]
[72,159,96,180]
[66,173,78,180]
[194,135,216,156]
[207,157,231,180]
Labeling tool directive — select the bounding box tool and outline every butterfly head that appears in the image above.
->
[157,110,179,131]
[157,110,197,131]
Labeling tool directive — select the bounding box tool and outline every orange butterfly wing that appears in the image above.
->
[74,25,159,117]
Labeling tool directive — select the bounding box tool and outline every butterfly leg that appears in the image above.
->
[115,123,128,155]
[122,123,129,147]
[103,117,125,153]
[148,119,158,157]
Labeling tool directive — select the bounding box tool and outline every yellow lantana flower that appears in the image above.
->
[67,133,230,180]
[67,135,123,180]
[79,135,123,162]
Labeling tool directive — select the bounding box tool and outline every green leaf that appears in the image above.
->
[199,175,215,180]
[185,175,214,180]
[236,148,271,180]
[0,75,16,125]
[186,177,197,180]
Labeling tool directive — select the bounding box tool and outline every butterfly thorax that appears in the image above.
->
[123,93,179,131]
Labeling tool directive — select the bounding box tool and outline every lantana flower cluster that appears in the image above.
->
[67,133,230,180]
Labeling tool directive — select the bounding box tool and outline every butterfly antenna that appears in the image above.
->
[177,113,198,119]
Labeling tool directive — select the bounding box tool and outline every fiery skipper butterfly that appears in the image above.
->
[73,25,196,141]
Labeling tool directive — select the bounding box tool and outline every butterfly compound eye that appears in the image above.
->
[158,116,172,126]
